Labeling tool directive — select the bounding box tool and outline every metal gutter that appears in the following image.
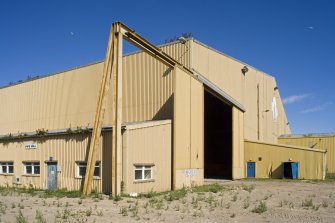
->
[0,120,172,140]
[279,133,335,138]
[193,69,246,112]
[245,139,327,153]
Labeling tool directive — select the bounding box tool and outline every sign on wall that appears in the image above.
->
[25,144,37,150]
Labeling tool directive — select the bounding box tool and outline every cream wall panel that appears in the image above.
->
[232,107,245,179]
[173,67,204,189]
[190,79,204,169]
[122,122,171,193]
[173,68,191,171]
[245,140,326,180]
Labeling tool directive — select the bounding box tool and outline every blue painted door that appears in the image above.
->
[291,162,299,179]
[247,162,255,178]
[47,163,57,190]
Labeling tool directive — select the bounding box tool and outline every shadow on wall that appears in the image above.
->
[81,131,115,194]
[271,165,283,179]
[153,94,174,121]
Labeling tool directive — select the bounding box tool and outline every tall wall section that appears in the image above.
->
[192,40,290,143]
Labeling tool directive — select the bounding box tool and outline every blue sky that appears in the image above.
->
[0,0,334,134]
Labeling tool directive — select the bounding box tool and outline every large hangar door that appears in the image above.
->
[204,89,232,179]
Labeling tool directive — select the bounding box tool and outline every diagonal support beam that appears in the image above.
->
[82,24,117,196]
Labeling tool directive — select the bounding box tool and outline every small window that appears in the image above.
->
[23,162,40,175]
[134,165,153,181]
[76,161,100,178]
[0,162,14,174]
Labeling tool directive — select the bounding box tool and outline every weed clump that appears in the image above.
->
[242,184,255,193]
[302,198,313,208]
[192,184,225,193]
[165,188,187,201]
[251,201,267,214]
[16,210,28,223]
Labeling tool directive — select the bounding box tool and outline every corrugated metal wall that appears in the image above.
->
[245,140,326,180]
[0,63,104,135]
[279,136,335,173]
[0,41,190,135]
[0,132,111,192]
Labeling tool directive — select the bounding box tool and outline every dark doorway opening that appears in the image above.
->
[204,89,232,179]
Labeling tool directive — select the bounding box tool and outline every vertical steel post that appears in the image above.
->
[111,23,123,196]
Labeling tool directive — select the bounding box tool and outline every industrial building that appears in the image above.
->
[279,134,335,174]
[0,22,327,195]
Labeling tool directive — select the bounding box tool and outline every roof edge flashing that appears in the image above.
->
[193,69,246,112]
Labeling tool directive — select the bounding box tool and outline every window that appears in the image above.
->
[23,162,40,175]
[76,161,100,178]
[0,162,14,174]
[134,165,153,181]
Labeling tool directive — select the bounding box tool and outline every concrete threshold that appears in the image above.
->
[204,178,233,184]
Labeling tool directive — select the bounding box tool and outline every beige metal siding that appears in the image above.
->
[232,107,245,179]
[192,41,290,143]
[0,41,190,135]
[0,63,104,135]
[173,67,204,189]
[172,68,201,188]
[279,136,335,173]
[245,140,326,180]
[122,121,172,193]
[0,132,111,192]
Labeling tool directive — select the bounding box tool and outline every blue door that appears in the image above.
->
[282,162,299,179]
[247,162,256,178]
[47,163,57,190]
[291,162,299,179]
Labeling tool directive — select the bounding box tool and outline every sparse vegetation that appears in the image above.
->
[243,198,250,209]
[15,210,27,223]
[251,201,267,214]
[322,200,328,208]
[192,184,226,193]
[242,184,255,193]
[0,180,334,222]
[85,207,92,216]
[302,198,313,208]
[164,188,187,201]
[35,210,46,223]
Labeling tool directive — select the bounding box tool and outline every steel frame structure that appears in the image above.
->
[82,22,190,195]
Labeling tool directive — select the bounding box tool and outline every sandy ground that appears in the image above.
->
[1,179,335,223]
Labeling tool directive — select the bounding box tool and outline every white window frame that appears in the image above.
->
[23,161,40,175]
[76,161,100,178]
[0,161,14,174]
[134,165,153,182]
